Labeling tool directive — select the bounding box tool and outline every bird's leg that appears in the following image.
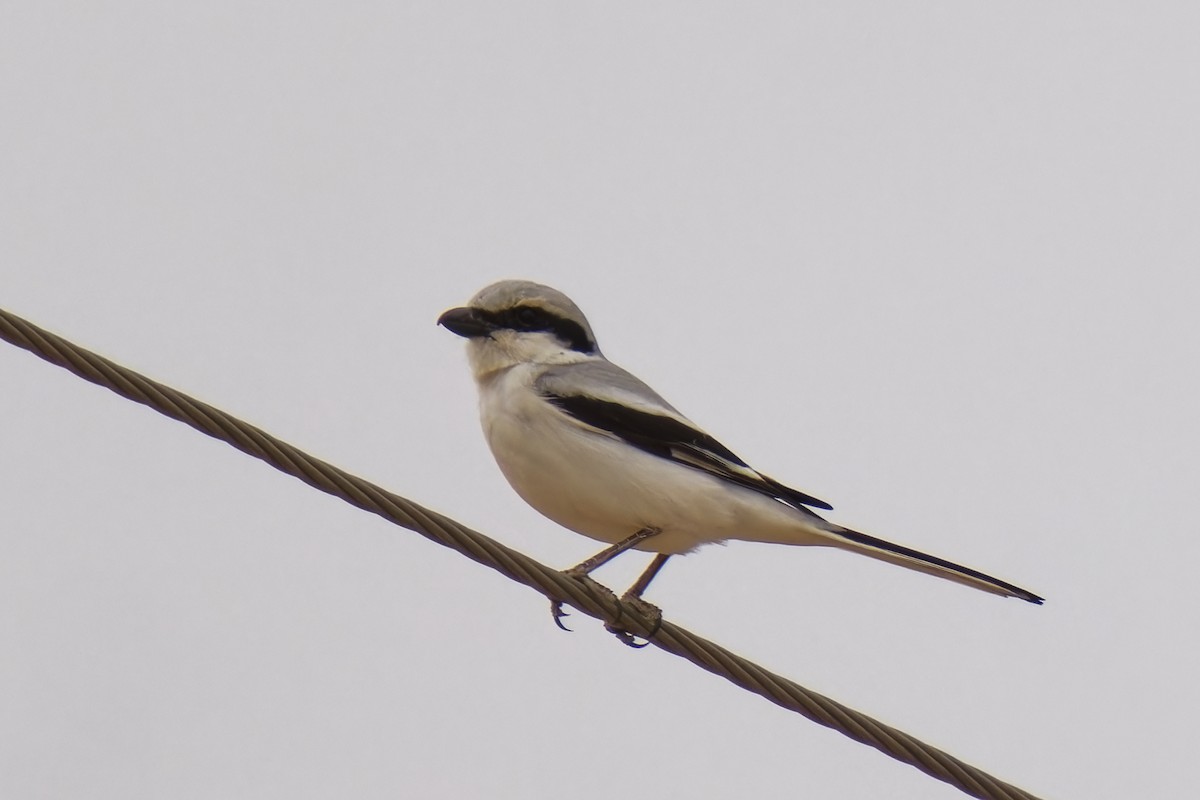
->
[564,527,661,577]
[624,553,671,601]
[551,527,661,631]
[607,554,671,648]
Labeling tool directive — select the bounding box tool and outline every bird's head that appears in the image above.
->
[438,280,601,379]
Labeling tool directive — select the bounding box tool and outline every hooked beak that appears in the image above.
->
[437,306,496,339]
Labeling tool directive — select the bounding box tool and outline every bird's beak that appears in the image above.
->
[437,306,496,339]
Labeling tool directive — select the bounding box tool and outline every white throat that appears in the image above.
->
[466,330,597,384]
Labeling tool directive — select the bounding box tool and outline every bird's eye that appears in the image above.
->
[514,307,542,327]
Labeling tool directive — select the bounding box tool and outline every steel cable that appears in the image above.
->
[1,305,1042,800]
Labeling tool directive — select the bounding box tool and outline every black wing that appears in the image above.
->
[544,392,833,514]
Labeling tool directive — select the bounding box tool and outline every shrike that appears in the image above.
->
[439,280,1043,630]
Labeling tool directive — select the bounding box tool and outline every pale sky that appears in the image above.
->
[3,4,1198,799]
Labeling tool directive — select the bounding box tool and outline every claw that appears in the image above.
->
[604,594,663,647]
[605,623,651,648]
[552,571,619,634]
[550,600,573,632]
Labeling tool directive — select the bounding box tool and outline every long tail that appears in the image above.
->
[827,525,1044,604]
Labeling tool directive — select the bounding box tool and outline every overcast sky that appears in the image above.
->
[3,4,1198,799]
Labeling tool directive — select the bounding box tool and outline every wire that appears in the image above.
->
[0,305,1043,800]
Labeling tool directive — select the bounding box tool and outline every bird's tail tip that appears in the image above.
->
[830,525,1045,605]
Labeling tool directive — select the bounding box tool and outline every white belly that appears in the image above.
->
[477,366,823,555]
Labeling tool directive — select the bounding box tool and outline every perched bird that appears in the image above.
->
[438,280,1043,630]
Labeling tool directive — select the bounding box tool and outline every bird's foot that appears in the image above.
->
[605,594,663,649]
[551,571,619,633]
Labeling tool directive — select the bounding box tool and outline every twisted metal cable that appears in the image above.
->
[1,305,1042,800]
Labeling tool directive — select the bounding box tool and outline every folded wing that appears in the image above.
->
[536,363,832,514]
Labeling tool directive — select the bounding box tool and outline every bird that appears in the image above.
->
[438,280,1043,636]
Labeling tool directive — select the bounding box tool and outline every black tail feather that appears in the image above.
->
[833,526,1044,604]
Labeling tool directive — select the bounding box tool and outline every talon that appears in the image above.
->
[605,623,651,648]
[550,600,573,632]
[553,569,620,634]
[600,593,663,648]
